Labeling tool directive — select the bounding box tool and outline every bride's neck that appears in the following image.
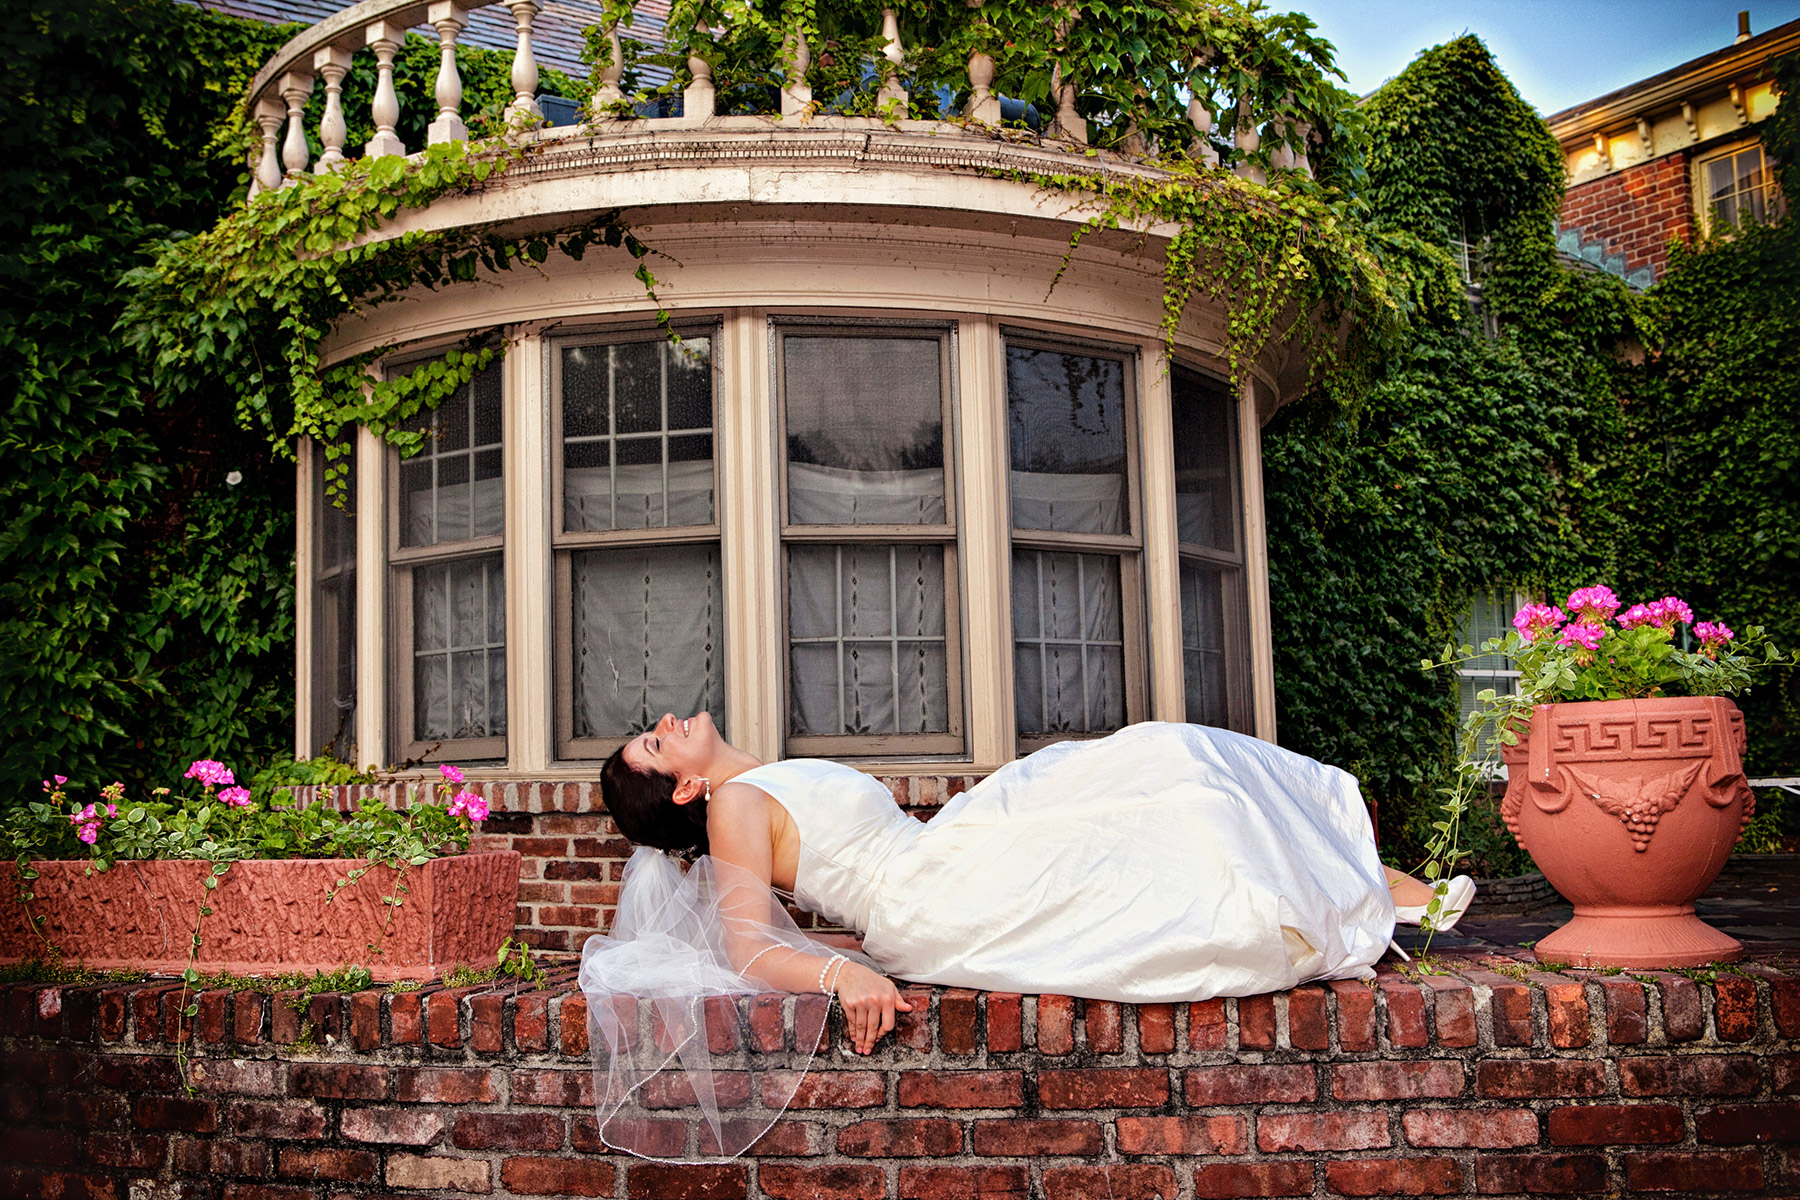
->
[705,744,764,787]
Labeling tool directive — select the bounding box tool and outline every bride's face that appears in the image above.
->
[621,711,721,788]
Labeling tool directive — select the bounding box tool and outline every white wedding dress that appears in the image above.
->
[579,722,1394,1161]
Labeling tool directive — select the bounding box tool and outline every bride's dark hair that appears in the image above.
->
[600,746,710,857]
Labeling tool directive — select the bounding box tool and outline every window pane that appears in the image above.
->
[788,544,949,735]
[1012,549,1124,734]
[571,544,725,739]
[412,555,506,743]
[562,338,715,533]
[1462,590,1514,671]
[1180,560,1228,729]
[1710,156,1735,201]
[1172,368,1237,553]
[1007,346,1128,535]
[313,438,356,760]
[784,336,946,526]
[400,363,504,549]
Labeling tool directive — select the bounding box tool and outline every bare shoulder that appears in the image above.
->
[707,780,774,834]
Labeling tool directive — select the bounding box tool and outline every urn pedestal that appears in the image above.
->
[1501,696,1754,968]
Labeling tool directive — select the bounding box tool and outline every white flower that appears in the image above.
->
[225,470,243,486]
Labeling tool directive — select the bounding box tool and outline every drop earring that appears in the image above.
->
[699,777,711,802]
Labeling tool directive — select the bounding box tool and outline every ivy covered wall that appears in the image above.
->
[2,5,1794,867]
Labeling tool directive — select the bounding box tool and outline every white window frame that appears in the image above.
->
[1695,140,1785,236]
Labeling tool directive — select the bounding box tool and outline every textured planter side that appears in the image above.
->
[1501,696,1753,968]
[0,852,521,981]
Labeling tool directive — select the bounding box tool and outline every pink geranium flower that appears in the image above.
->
[1616,604,1653,630]
[439,764,465,785]
[448,789,490,823]
[1695,621,1735,658]
[1564,586,1621,624]
[184,759,235,789]
[218,786,253,808]
[1644,596,1694,629]
[1557,622,1607,652]
[1512,603,1567,643]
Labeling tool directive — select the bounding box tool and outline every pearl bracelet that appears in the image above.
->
[818,953,847,995]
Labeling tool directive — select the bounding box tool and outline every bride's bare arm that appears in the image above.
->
[706,783,910,1055]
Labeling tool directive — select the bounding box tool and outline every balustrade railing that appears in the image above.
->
[241,0,1311,202]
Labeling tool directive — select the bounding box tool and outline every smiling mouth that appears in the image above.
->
[682,718,691,736]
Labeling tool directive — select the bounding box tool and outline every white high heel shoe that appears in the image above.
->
[1394,875,1476,933]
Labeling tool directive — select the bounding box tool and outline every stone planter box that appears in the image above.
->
[0,852,521,981]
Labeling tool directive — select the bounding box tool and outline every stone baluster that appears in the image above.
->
[591,21,625,115]
[964,0,999,123]
[1292,119,1313,178]
[365,21,407,157]
[250,97,285,198]
[1233,95,1264,184]
[279,71,314,181]
[428,2,470,144]
[313,46,353,171]
[1049,4,1085,143]
[506,0,542,123]
[1188,93,1220,167]
[1267,92,1295,172]
[685,18,716,118]
[780,24,812,118]
[877,7,909,112]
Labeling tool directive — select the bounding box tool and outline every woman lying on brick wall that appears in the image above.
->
[584,714,1471,1159]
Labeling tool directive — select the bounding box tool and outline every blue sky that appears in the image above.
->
[1292,0,1800,115]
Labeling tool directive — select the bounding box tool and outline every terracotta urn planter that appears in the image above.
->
[1501,695,1754,968]
[0,851,521,981]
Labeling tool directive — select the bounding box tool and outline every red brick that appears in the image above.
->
[0,1129,76,1169]
[394,1066,497,1104]
[189,1058,280,1097]
[1490,979,1535,1046]
[748,992,784,1053]
[1474,1152,1606,1194]
[838,1119,962,1156]
[1327,1157,1462,1196]
[506,1156,618,1196]
[1084,1000,1122,1052]
[1038,995,1074,1054]
[1404,1107,1539,1148]
[195,990,229,1043]
[1117,1114,1246,1155]
[389,989,423,1045]
[226,1101,327,1141]
[1189,998,1226,1049]
[275,1146,378,1182]
[1380,977,1427,1047]
[340,1108,445,1146]
[1696,1103,1800,1144]
[759,1165,885,1200]
[1039,1068,1168,1109]
[1601,978,1649,1045]
[971,1119,1103,1157]
[268,991,301,1044]
[1238,993,1276,1048]
[640,1070,751,1110]
[572,1115,683,1156]
[561,992,590,1056]
[386,1153,493,1192]
[1330,981,1377,1051]
[1287,986,1329,1049]
[452,1112,565,1150]
[512,836,571,856]
[1192,1161,1313,1198]
[1714,976,1758,1041]
[1771,977,1800,1037]
[986,994,1022,1052]
[735,1120,822,1157]
[1258,1109,1389,1152]
[511,1069,592,1107]
[1547,1103,1683,1145]
[348,991,380,1051]
[84,1133,169,1169]
[1136,1004,1175,1053]
[1421,977,1475,1047]
[470,991,504,1052]
[1478,1059,1606,1098]
[134,1096,219,1133]
[219,1185,314,1200]
[940,989,978,1054]
[173,1136,270,1178]
[1775,1054,1800,1095]
[1621,1055,1760,1097]
[1653,974,1705,1040]
[778,1071,886,1108]
[899,1165,1029,1199]
[1623,1150,1764,1191]
[1186,1064,1316,1105]
[1333,1060,1463,1100]
[99,989,128,1042]
[898,1070,1023,1109]
[1544,980,1591,1048]
[515,991,549,1052]
[1043,1165,1178,1200]
[893,988,933,1051]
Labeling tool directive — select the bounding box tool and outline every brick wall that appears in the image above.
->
[296,777,981,950]
[8,957,1800,1197]
[1560,153,1694,280]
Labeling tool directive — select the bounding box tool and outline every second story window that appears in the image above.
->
[554,331,723,757]
[1701,144,1784,233]
[391,362,506,762]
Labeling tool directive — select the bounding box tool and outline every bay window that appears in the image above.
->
[310,436,357,760]
[1171,365,1250,731]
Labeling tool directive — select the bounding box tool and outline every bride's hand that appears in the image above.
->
[831,961,913,1055]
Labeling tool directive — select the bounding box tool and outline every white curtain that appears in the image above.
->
[1011,550,1123,734]
[788,544,948,736]
[565,461,715,533]
[787,462,945,525]
[404,476,504,546]
[572,545,725,739]
[1009,470,1125,535]
[1180,561,1228,729]
[412,557,507,741]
